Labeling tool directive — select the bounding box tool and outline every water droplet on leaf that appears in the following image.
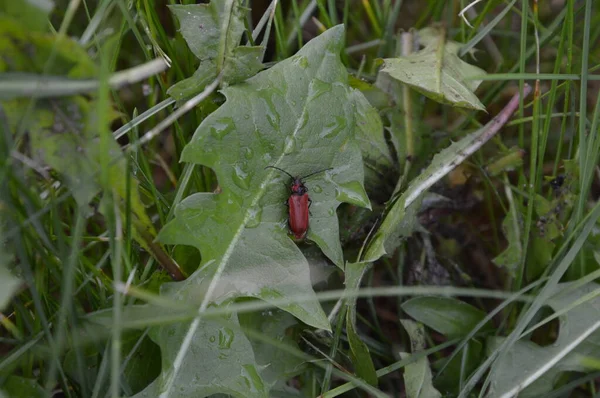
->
[299,56,309,69]
[246,206,262,228]
[309,79,332,100]
[218,328,234,349]
[232,163,250,189]
[319,116,347,138]
[284,136,296,154]
[243,147,254,160]
[210,117,235,139]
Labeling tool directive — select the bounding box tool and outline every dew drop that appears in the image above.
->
[246,206,263,228]
[243,146,254,160]
[232,163,251,190]
[298,56,309,69]
[312,185,323,193]
[283,136,296,154]
[308,79,332,100]
[210,117,235,139]
[319,116,348,139]
[218,328,235,349]
[328,208,335,216]
[209,335,216,343]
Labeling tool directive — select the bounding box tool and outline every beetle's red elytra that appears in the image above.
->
[265,166,332,240]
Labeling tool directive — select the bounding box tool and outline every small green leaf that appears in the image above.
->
[401,297,492,338]
[493,200,523,276]
[380,26,486,111]
[346,308,378,386]
[400,319,442,398]
[526,236,554,281]
[432,340,482,394]
[485,147,524,176]
[344,262,377,386]
[167,0,264,101]
[363,194,421,262]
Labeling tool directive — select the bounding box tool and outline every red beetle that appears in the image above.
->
[265,166,332,240]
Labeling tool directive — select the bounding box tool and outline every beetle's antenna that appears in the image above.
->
[302,168,333,180]
[265,165,294,179]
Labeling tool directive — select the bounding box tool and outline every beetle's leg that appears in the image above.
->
[308,197,313,216]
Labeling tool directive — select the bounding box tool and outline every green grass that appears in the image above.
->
[1,0,600,397]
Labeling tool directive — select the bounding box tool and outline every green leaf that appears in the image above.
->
[526,236,555,281]
[167,1,263,101]
[0,376,45,398]
[432,340,482,394]
[402,297,492,339]
[0,0,53,32]
[364,89,526,262]
[238,308,306,388]
[158,25,373,328]
[486,282,600,397]
[345,262,378,386]
[380,26,486,111]
[346,307,378,386]
[400,319,442,398]
[134,311,269,398]
[363,194,422,262]
[493,200,523,276]
[0,16,96,78]
[351,88,393,193]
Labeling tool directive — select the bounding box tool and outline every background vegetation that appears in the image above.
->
[1,0,600,397]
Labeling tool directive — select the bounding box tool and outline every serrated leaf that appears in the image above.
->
[401,297,492,339]
[380,26,486,111]
[364,88,527,262]
[167,1,263,101]
[133,311,268,398]
[493,200,523,276]
[159,25,373,329]
[400,319,442,398]
[486,282,600,398]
